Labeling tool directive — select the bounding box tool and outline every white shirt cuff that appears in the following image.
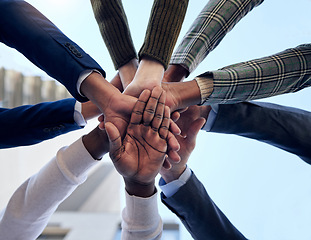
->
[203,104,219,131]
[159,166,192,198]
[73,101,87,127]
[76,69,102,97]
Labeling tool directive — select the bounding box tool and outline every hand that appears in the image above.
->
[163,64,189,83]
[160,107,206,183]
[161,80,201,113]
[124,58,164,97]
[105,87,172,196]
[118,58,138,90]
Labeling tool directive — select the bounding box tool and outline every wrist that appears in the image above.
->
[82,127,109,160]
[164,64,189,82]
[119,58,138,89]
[161,166,186,183]
[124,178,156,198]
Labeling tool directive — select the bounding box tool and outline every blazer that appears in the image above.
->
[161,172,247,240]
[0,98,81,148]
[0,0,106,102]
[162,101,311,239]
[211,101,311,164]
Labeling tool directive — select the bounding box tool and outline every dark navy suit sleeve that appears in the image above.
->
[161,173,247,240]
[210,101,311,163]
[0,0,106,102]
[0,98,81,148]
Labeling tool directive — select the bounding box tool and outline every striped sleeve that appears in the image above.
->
[196,44,311,104]
[139,0,189,69]
[171,0,264,74]
[91,0,137,69]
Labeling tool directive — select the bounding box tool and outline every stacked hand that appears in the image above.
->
[105,87,179,197]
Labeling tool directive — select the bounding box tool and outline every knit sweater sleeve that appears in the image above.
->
[138,0,189,69]
[91,0,137,69]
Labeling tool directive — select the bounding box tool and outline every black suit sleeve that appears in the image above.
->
[0,0,106,102]
[161,173,247,240]
[0,98,81,148]
[210,101,311,163]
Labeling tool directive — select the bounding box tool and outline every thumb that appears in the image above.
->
[105,122,122,158]
[186,118,206,142]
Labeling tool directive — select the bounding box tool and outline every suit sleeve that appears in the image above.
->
[170,0,263,74]
[209,101,311,163]
[161,172,247,240]
[0,98,81,149]
[0,0,106,102]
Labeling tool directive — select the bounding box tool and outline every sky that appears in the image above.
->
[0,0,311,239]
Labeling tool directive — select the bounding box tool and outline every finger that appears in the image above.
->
[159,106,170,139]
[166,131,180,152]
[162,158,172,170]
[143,86,163,126]
[105,122,122,161]
[130,89,151,126]
[98,114,104,122]
[171,111,180,122]
[151,90,166,131]
[169,119,181,136]
[186,118,206,143]
[167,150,181,163]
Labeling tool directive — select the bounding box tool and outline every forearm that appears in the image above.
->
[0,0,105,102]
[161,172,247,240]
[0,138,99,240]
[139,0,189,69]
[122,190,162,240]
[90,0,137,69]
[170,0,264,73]
[209,101,311,163]
[196,44,311,105]
[0,99,80,149]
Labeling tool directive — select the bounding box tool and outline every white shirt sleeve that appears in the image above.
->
[0,138,98,240]
[159,166,192,198]
[121,190,162,240]
[74,101,87,126]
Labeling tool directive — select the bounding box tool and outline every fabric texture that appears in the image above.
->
[209,101,311,163]
[0,0,105,102]
[91,0,137,69]
[161,172,247,240]
[170,0,263,73]
[122,191,162,240]
[199,44,311,104]
[0,98,82,149]
[0,138,98,240]
[138,0,189,69]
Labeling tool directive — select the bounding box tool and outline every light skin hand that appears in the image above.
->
[81,72,138,139]
[160,106,207,183]
[161,80,201,113]
[118,58,139,90]
[105,87,173,197]
[124,57,164,98]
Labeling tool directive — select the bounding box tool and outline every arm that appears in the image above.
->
[0,99,80,148]
[170,0,264,74]
[0,0,106,102]
[0,126,109,240]
[105,87,178,239]
[159,107,247,240]
[163,43,311,111]
[208,101,311,163]
[161,172,248,240]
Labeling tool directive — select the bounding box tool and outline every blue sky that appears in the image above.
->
[1,0,311,239]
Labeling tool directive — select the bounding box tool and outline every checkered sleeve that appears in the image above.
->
[196,44,311,104]
[170,0,263,74]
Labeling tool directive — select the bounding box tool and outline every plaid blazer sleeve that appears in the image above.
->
[170,0,264,74]
[196,44,311,104]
